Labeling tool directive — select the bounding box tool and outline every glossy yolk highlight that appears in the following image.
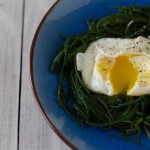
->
[110,55,138,94]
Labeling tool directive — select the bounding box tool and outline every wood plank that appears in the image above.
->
[19,0,71,149]
[0,0,23,150]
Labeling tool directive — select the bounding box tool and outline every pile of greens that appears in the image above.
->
[51,6,150,138]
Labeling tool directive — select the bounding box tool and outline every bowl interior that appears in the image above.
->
[32,0,150,150]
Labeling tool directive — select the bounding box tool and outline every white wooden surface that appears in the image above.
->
[0,0,71,150]
[0,0,23,150]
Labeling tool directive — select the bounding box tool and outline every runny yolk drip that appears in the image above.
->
[110,55,138,94]
[97,57,114,80]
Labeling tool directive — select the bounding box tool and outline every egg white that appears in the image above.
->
[76,36,150,96]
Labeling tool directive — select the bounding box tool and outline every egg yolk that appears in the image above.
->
[110,55,138,94]
[97,55,138,95]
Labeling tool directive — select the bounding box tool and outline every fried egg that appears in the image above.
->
[76,36,150,96]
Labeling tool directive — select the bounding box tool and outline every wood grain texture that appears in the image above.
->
[0,0,23,150]
[19,0,71,150]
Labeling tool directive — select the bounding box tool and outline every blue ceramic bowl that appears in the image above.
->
[30,0,150,150]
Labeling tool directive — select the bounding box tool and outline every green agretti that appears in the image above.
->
[51,6,150,140]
